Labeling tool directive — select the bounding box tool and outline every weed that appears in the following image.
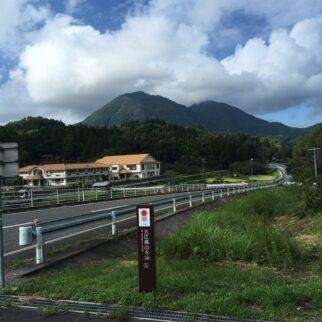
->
[109,306,129,320]
[1,300,15,308]
[38,304,67,316]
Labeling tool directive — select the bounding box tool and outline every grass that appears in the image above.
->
[109,306,130,320]
[205,171,281,184]
[10,187,322,321]
[38,304,68,316]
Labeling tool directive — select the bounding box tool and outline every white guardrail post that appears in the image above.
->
[111,211,116,236]
[56,189,59,205]
[173,198,176,212]
[212,190,215,200]
[189,194,192,208]
[202,192,205,203]
[30,190,34,208]
[220,190,223,198]
[36,226,44,265]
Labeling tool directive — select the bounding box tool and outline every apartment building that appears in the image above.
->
[19,163,110,187]
[96,153,161,180]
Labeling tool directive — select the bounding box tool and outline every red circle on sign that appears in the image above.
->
[141,209,147,216]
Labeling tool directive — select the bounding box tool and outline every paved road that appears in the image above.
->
[3,191,206,258]
[0,307,153,322]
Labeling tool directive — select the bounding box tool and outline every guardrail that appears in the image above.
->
[18,180,281,264]
[2,169,283,212]
[2,183,210,212]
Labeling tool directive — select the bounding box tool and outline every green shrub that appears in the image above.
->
[160,189,307,268]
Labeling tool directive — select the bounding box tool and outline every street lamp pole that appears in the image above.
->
[308,147,321,178]
[201,158,205,183]
[250,158,253,177]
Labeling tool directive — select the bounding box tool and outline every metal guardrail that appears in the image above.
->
[2,168,282,212]
[18,180,282,264]
[2,183,213,212]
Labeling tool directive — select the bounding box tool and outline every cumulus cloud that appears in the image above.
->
[0,0,50,57]
[1,0,322,124]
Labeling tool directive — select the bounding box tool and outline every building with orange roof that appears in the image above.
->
[96,153,160,180]
[19,163,110,187]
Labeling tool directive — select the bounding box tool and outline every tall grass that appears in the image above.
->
[160,188,307,268]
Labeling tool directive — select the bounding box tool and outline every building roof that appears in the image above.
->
[96,153,157,166]
[20,163,109,173]
[20,165,37,172]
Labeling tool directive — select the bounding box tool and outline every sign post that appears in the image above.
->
[136,205,156,292]
[0,143,19,288]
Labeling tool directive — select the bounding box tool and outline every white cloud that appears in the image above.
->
[0,0,50,57]
[0,0,322,124]
[222,16,322,113]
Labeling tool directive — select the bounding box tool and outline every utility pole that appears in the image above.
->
[308,147,321,177]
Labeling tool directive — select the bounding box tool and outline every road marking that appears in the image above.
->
[3,222,32,229]
[90,205,128,213]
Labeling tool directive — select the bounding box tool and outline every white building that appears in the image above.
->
[96,153,161,180]
[19,163,110,187]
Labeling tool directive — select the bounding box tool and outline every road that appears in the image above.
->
[2,191,202,259]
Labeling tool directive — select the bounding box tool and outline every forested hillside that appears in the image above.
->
[0,117,279,173]
[83,91,319,137]
[290,124,322,180]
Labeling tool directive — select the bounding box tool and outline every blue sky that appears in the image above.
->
[0,0,322,127]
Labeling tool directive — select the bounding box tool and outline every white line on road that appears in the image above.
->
[3,222,32,229]
[90,205,128,213]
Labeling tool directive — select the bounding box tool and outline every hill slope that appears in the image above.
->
[83,91,198,127]
[189,101,306,136]
[83,91,319,136]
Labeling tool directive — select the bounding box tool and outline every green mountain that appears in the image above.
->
[83,91,198,127]
[83,91,319,136]
[189,101,310,136]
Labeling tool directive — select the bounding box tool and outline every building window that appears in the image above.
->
[127,164,137,170]
[112,166,118,171]
[141,164,145,170]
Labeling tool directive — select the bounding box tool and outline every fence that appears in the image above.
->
[18,180,281,264]
[1,183,227,212]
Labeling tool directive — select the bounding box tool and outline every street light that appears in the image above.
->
[201,158,205,183]
[250,158,253,177]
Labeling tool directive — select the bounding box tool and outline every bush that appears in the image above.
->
[109,306,129,321]
[160,189,307,268]
[229,161,268,176]
[302,179,322,212]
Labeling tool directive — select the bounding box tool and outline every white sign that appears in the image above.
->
[138,208,151,227]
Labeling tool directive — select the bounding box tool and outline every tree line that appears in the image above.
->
[0,117,280,174]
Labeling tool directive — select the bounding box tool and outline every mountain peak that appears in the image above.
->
[82,91,313,136]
